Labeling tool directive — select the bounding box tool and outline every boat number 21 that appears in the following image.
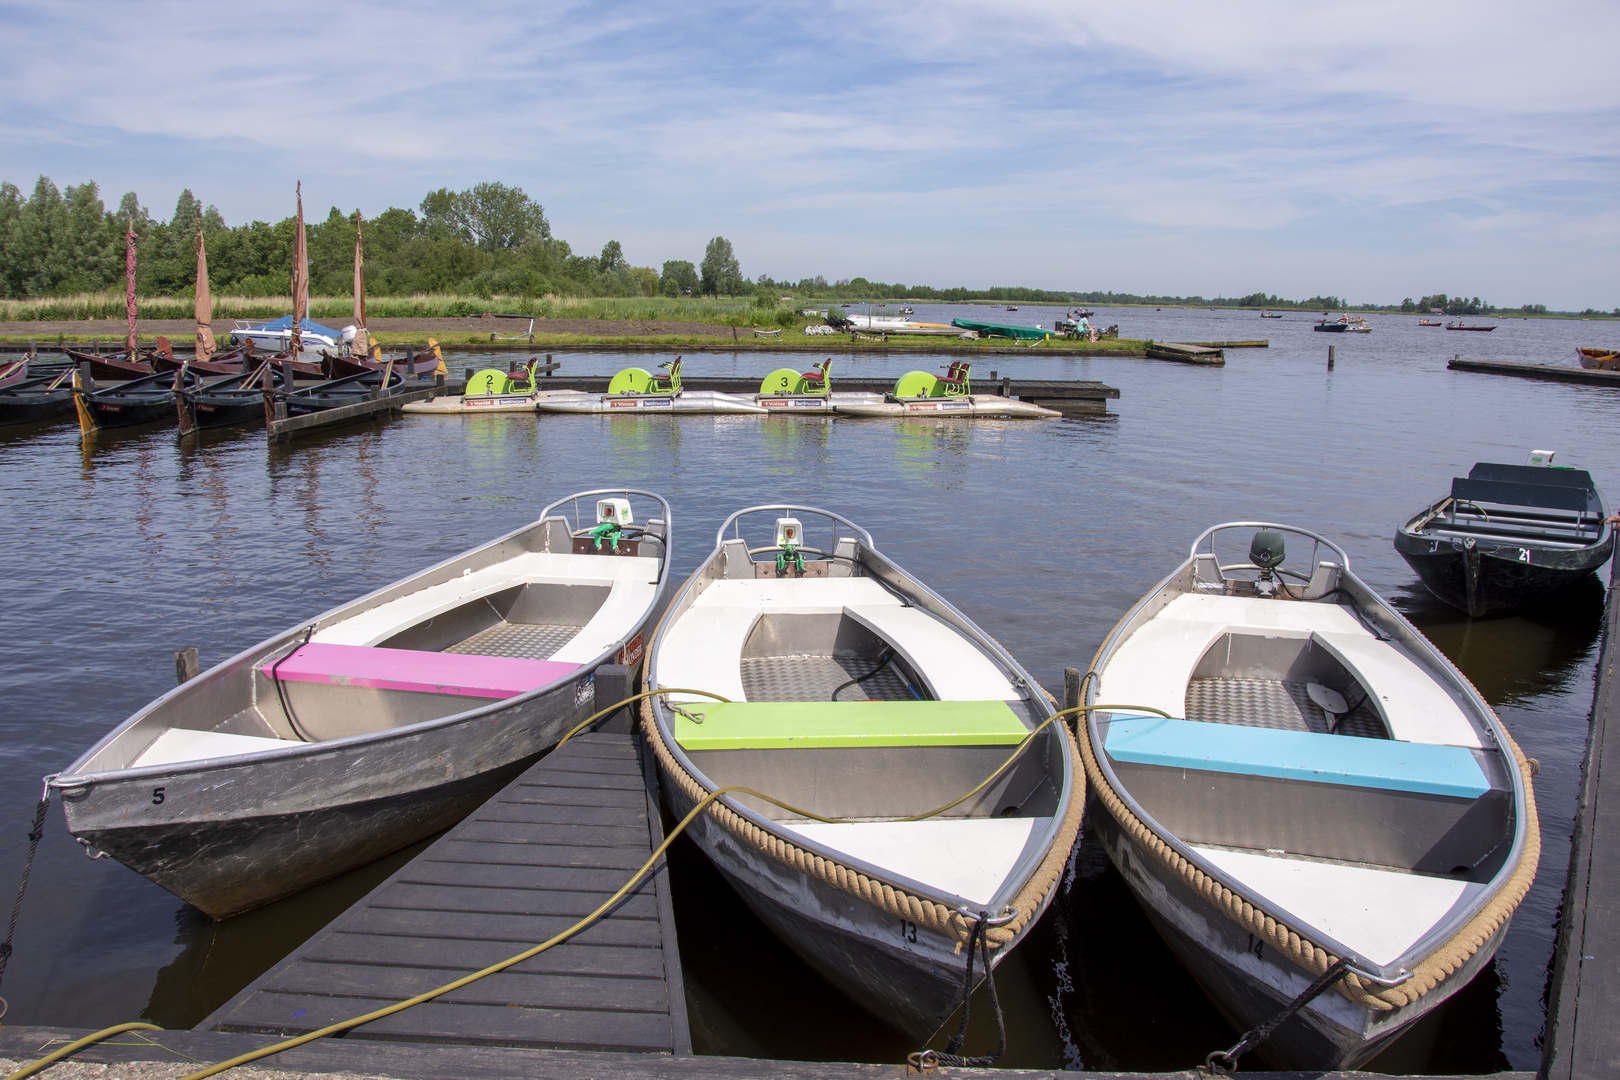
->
[1518,548,1531,564]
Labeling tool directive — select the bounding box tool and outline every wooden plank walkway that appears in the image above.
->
[204,729,690,1055]
[1448,356,1620,388]
[269,383,455,444]
[1543,558,1620,1078]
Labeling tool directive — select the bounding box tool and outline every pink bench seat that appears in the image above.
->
[261,643,578,700]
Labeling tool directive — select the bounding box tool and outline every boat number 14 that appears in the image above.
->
[1245,933,1264,960]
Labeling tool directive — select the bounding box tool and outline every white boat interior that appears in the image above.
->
[655,511,1063,910]
[79,499,667,773]
[1094,524,1518,975]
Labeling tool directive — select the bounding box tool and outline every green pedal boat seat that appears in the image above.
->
[673,699,1029,750]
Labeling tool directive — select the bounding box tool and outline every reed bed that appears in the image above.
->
[0,293,808,326]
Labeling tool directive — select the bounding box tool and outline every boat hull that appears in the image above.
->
[835,395,1059,419]
[189,396,267,430]
[658,766,1003,1043]
[1313,323,1350,332]
[1576,348,1618,371]
[533,390,768,415]
[86,395,177,430]
[0,391,75,427]
[1091,808,1502,1070]
[1393,530,1612,616]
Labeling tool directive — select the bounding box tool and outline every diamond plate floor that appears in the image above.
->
[740,654,914,702]
[446,622,583,660]
[1185,677,1387,739]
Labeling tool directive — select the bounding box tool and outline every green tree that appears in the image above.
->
[700,236,742,296]
[659,259,698,296]
[598,240,625,273]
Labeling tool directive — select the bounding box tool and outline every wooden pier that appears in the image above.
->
[1145,342,1225,365]
[1543,556,1620,1078]
[204,726,689,1055]
[1448,356,1620,388]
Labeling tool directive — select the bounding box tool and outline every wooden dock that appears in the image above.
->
[1448,356,1620,388]
[1178,339,1268,349]
[268,381,460,444]
[1543,557,1620,1078]
[528,374,1119,413]
[1145,342,1225,366]
[204,727,690,1055]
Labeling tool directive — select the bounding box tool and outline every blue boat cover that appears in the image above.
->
[242,314,343,339]
[1104,716,1489,799]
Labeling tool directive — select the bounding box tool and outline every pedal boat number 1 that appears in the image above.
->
[1083,522,1538,1071]
[642,506,1082,1043]
[50,490,673,918]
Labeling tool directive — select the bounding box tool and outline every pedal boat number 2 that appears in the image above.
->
[643,506,1083,1043]
[1083,522,1538,1071]
[50,490,673,918]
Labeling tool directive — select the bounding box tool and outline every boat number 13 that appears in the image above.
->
[898,920,917,943]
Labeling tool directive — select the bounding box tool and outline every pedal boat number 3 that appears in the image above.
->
[642,506,1083,1043]
[50,490,673,918]
[1082,522,1538,1071]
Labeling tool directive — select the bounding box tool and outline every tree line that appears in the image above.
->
[0,174,1610,316]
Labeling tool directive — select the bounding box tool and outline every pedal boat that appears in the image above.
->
[1394,457,1614,616]
[1081,523,1539,1070]
[535,356,767,415]
[643,506,1082,1042]
[51,491,672,918]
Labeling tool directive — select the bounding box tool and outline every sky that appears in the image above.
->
[3,0,1618,309]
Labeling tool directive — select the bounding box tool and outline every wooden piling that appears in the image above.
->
[1328,345,1336,370]
[174,648,201,684]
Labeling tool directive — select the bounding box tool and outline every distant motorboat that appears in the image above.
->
[1446,322,1495,332]
[1260,311,1283,319]
[1005,305,1018,311]
[1419,319,1442,327]
[230,315,353,355]
[1314,315,1371,334]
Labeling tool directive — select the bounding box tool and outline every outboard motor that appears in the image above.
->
[1250,529,1286,594]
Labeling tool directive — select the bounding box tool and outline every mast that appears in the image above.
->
[194,206,214,362]
[125,215,138,358]
[291,181,307,355]
[350,211,369,358]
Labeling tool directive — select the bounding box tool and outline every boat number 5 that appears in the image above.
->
[899,920,917,943]
[151,787,166,805]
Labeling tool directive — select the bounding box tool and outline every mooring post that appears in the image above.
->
[78,361,94,393]
[546,353,554,377]
[1003,375,1012,398]
[1328,345,1336,370]
[279,361,294,389]
[407,344,416,368]
[174,647,201,685]
[1063,666,1083,714]
[593,664,636,734]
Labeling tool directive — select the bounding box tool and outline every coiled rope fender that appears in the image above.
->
[638,691,1087,950]
[1076,635,1541,1012]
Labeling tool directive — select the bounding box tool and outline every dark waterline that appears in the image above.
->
[0,309,1612,1072]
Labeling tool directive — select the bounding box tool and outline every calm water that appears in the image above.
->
[0,308,1612,1073]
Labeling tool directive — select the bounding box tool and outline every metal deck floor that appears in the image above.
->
[203,729,689,1054]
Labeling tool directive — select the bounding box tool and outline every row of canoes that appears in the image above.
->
[50,493,1544,1070]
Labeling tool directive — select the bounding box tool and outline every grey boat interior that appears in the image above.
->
[1402,460,1609,550]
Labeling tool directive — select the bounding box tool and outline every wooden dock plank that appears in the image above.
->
[1449,356,1620,387]
[304,934,668,978]
[1544,561,1620,1078]
[205,730,686,1054]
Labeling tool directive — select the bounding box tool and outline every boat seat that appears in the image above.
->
[779,816,1050,906]
[1308,631,1483,747]
[313,551,660,665]
[133,728,291,768]
[1104,716,1490,799]
[843,604,1019,701]
[672,699,1029,750]
[261,643,578,700]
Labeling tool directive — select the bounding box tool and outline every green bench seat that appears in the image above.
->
[673,699,1029,751]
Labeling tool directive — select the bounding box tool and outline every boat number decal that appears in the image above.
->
[609,399,638,409]
[762,399,788,407]
[151,787,166,805]
[618,631,644,667]
[1246,933,1263,960]
[574,673,595,708]
[1519,548,1531,563]
[899,919,917,943]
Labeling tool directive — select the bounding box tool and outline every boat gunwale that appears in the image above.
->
[1084,521,1531,985]
[1396,495,1615,560]
[646,504,1072,917]
[51,488,673,790]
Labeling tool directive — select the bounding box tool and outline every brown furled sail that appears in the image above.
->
[291,181,307,355]
[125,215,138,357]
[194,207,215,362]
[350,211,369,358]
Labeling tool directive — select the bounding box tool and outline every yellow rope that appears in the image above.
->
[5,692,1131,1080]
[3,1024,161,1080]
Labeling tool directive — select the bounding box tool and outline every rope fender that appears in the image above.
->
[638,693,1087,950]
[1077,636,1541,1012]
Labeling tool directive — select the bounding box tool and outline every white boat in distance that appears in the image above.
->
[230,314,353,355]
